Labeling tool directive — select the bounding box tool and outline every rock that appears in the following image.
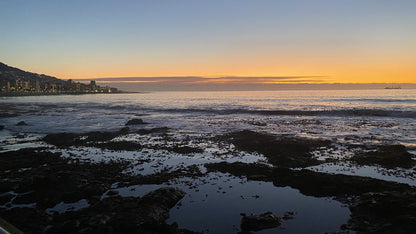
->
[351,145,415,169]
[125,118,148,125]
[48,188,188,234]
[13,192,36,204]
[0,193,14,205]
[0,125,4,130]
[169,146,204,154]
[43,130,133,148]
[346,191,416,233]
[106,190,119,196]
[137,127,170,135]
[16,121,27,126]
[283,211,294,220]
[140,187,186,211]
[220,130,331,168]
[241,212,281,232]
[206,162,413,198]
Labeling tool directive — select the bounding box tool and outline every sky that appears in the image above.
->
[1,0,415,86]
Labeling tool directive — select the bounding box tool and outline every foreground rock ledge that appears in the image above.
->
[49,187,188,233]
[240,212,281,232]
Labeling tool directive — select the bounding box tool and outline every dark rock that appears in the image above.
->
[206,162,413,198]
[118,127,130,134]
[141,187,186,209]
[0,125,4,130]
[220,130,331,168]
[170,146,204,154]
[93,141,142,151]
[0,181,16,193]
[241,212,281,232]
[137,127,170,135]
[351,145,415,168]
[125,118,148,125]
[48,188,188,234]
[0,148,199,234]
[0,113,19,118]
[0,193,14,205]
[0,207,49,233]
[106,190,119,196]
[13,192,36,204]
[283,211,295,220]
[346,191,416,233]
[16,121,27,126]
[43,129,132,148]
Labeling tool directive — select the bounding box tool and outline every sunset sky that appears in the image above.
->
[1,0,415,85]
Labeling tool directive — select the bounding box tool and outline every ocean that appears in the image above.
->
[2,89,415,146]
[1,89,415,233]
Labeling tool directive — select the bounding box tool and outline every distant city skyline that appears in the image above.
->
[1,0,415,85]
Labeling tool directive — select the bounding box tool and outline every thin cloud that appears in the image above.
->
[75,76,329,84]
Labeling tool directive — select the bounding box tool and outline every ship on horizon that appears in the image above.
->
[384,85,402,89]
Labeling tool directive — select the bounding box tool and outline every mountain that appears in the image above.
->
[0,62,64,84]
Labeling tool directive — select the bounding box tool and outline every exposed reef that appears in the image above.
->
[219,130,331,167]
[351,144,415,169]
[0,148,197,233]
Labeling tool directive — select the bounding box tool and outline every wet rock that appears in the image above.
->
[106,190,119,196]
[137,127,170,135]
[0,125,4,130]
[351,145,415,169]
[13,192,36,204]
[93,141,142,151]
[346,191,416,233]
[170,146,204,154]
[48,188,188,234]
[0,207,49,233]
[220,130,331,168]
[0,181,15,194]
[206,162,413,198]
[16,121,27,126]
[0,193,14,205]
[0,148,199,233]
[283,211,295,220]
[240,212,281,232]
[0,113,19,118]
[125,118,148,125]
[43,128,132,148]
[141,187,186,209]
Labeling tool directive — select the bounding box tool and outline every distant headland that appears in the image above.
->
[0,62,122,96]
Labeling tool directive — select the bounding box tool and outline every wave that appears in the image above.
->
[332,98,416,104]
[151,108,416,118]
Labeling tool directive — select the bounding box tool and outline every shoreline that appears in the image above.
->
[0,91,141,97]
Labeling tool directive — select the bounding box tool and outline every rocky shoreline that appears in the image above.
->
[1,121,416,233]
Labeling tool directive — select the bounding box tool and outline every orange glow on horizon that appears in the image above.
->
[18,50,416,84]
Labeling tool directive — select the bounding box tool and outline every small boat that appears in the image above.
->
[384,86,401,89]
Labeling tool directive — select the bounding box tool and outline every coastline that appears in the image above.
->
[0,91,140,97]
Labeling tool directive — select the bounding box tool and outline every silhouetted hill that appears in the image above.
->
[0,62,64,84]
[0,62,120,95]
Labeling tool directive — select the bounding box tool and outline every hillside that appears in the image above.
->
[0,62,119,95]
[0,62,64,84]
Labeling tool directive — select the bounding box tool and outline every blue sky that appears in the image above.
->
[1,0,415,83]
